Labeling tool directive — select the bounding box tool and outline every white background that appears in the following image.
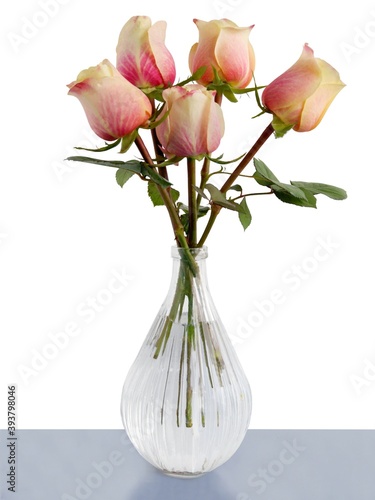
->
[0,0,374,429]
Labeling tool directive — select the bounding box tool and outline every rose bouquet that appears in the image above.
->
[66,16,346,476]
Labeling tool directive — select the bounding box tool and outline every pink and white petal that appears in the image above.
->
[137,47,163,87]
[162,86,187,108]
[164,93,209,156]
[206,99,225,153]
[190,19,220,83]
[148,21,176,85]
[262,45,322,114]
[116,16,150,84]
[296,57,345,131]
[69,81,117,140]
[297,82,345,131]
[188,43,198,73]
[215,26,255,88]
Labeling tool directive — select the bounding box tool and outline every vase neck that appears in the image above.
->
[171,246,208,262]
[169,246,209,292]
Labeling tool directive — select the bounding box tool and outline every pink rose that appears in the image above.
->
[189,19,255,89]
[67,60,152,141]
[116,16,176,89]
[156,84,225,158]
[262,44,345,132]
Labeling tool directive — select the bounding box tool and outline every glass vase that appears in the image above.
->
[121,246,252,477]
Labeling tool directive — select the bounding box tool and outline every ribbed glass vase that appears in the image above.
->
[121,246,252,477]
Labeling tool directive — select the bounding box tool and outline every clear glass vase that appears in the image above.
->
[121,246,252,477]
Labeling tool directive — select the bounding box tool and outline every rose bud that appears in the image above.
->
[116,16,176,89]
[262,44,345,132]
[189,19,255,89]
[67,59,152,141]
[156,84,225,158]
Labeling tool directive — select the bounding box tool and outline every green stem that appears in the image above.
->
[135,136,198,276]
[197,204,221,249]
[185,269,194,427]
[187,157,197,247]
[197,122,274,247]
[149,99,170,186]
[220,122,274,194]
[154,264,186,359]
[196,156,210,209]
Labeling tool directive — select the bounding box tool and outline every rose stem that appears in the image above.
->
[198,122,274,247]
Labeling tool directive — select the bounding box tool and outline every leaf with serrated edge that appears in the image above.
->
[291,181,347,200]
[205,184,245,213]
[239,198,252,230]
[147,183,164,206]
[193,186,209,200]
[66,156,143,172]
[273,187,317,208]
[229,184,242,192]
[148,183,179,206]
[141,164,172,188]
[254,158,280,183]
[66,156,172,188]
[116,169,134,188]
[272,183,307,201]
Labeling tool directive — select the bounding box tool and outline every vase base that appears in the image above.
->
[162,470,206,479]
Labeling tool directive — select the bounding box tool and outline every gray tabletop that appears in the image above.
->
[1,430,374,499]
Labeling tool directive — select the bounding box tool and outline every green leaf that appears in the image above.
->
[205,184,245,213]
[206,152,246,165]
[141,88,164,102]
[198,205,210,217]
[145,108,170,130]
[144,156,183,168]
[222,87,238,102]
[139,164,172,188]
[273,185,317,208]
[116,169,134,188]
[178,203,209,234]
[171,189,180,203]
[291,181,347,200]
[66,156,172,188]
[253,158,280,186]
[228,184,243,193]
[238,198,252,230]
[148,183,179,206]
[74,138,121,153]
[271,116,294,138]
[253,159,307,200]
[180,213,189,234]
[271,182,307,201]
[193,186,209,200]
[120,130,138,153]
[148,182,164,206]
[178,66,207,86]
[177,203,209,217]
[66,156,143,172]
[232,85,267,95]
